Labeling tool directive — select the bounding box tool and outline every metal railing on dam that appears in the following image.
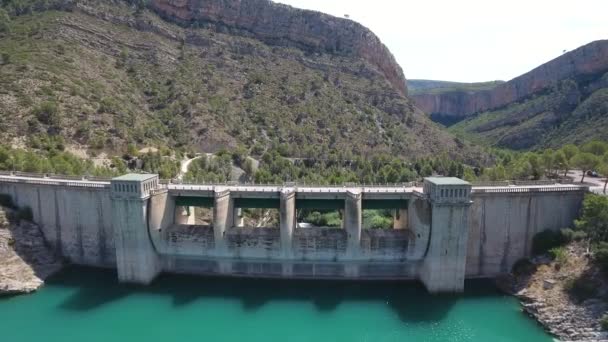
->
[0,171,589,194]
[0,171,110,189]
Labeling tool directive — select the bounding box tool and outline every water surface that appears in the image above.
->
[0,267,552,342]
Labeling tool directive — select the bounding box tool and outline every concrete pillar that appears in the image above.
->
[393,208,408,229]
[111,174,161,285]
[345,189,362,258]
[406,198,431,260]
[419,177,472,293]
[175,206,195,225]
[148,190,173,256]
[234,207,245,227]
[213,188,233,254]
[280,188,296,258]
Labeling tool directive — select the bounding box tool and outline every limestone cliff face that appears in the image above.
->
[413,40,608,119]
[149,0,408,96]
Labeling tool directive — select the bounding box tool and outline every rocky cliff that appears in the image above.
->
[0,207,63,295]
[149,0,408,96]
[413,40,608,122]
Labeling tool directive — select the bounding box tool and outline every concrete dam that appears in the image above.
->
[0,172,588,293]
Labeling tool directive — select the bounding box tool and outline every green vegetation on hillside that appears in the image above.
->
[0,0,481,162]
[450,75,608,150]
[0,143,114,176]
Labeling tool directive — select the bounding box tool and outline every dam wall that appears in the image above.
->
[0,172,589,293]
[466,188,585,277]
[0,175,115,267]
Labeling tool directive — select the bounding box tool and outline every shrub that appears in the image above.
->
[532,229,565,255]
[560,228,587,243]
[592,242,608,272]
[575,194,608,241]
[564,276,598,302]
[512,258,536,276]
[549,246,568,265]
[601,314,608,331]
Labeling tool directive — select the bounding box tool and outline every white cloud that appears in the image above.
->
[274,0,608,82]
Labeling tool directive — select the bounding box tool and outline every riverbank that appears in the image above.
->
[501,243,608,341]
[0,207,63,296]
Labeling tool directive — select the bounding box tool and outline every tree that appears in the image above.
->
[601,152,608,193]
[0,9,10,33]
[582,140,608,157]
[572,152,600,183]
[420,164,433,177]
[126,144,139,157]
[524,153,543,180]
[560,144,579,176]
[33,101,61,127]
[599,163,608,194]
[575,194,608,241]
[554,150,568,177]
[541,149,555,176]
[242,158,254,176]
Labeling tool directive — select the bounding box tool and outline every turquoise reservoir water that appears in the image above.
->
[0,267,553,342]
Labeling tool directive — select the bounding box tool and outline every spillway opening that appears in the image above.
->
[297,209,343,229]
[362,199,408,230]
[362,209,394,229]
[295,198,344,229]
[235,208,280,228]
[174,196,215,227]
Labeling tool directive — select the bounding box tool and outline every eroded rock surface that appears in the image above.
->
[0,208,63,296]
[503,244,608,341]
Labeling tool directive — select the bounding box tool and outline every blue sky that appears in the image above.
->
[275,0,608,82]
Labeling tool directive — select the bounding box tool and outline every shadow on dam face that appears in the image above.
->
[47,267,505,325]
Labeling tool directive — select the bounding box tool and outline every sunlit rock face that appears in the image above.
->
[412,40,608,120]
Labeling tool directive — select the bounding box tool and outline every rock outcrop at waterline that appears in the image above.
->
[412,40,608,120]
[0,208,62,296]
[149,0,408,96]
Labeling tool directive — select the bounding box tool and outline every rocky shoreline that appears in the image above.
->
[0,207,63,296]
[500,244,608,341]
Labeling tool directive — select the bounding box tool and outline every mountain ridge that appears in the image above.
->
[412,40,608,123]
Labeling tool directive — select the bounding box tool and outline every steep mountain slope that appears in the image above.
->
[450,73,608,149]
[411,40,608,150]
[0,0,482,161]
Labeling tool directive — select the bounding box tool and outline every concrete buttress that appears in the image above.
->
[111,174,161,284]
[345,189,362,258]
[280,188,296,258]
